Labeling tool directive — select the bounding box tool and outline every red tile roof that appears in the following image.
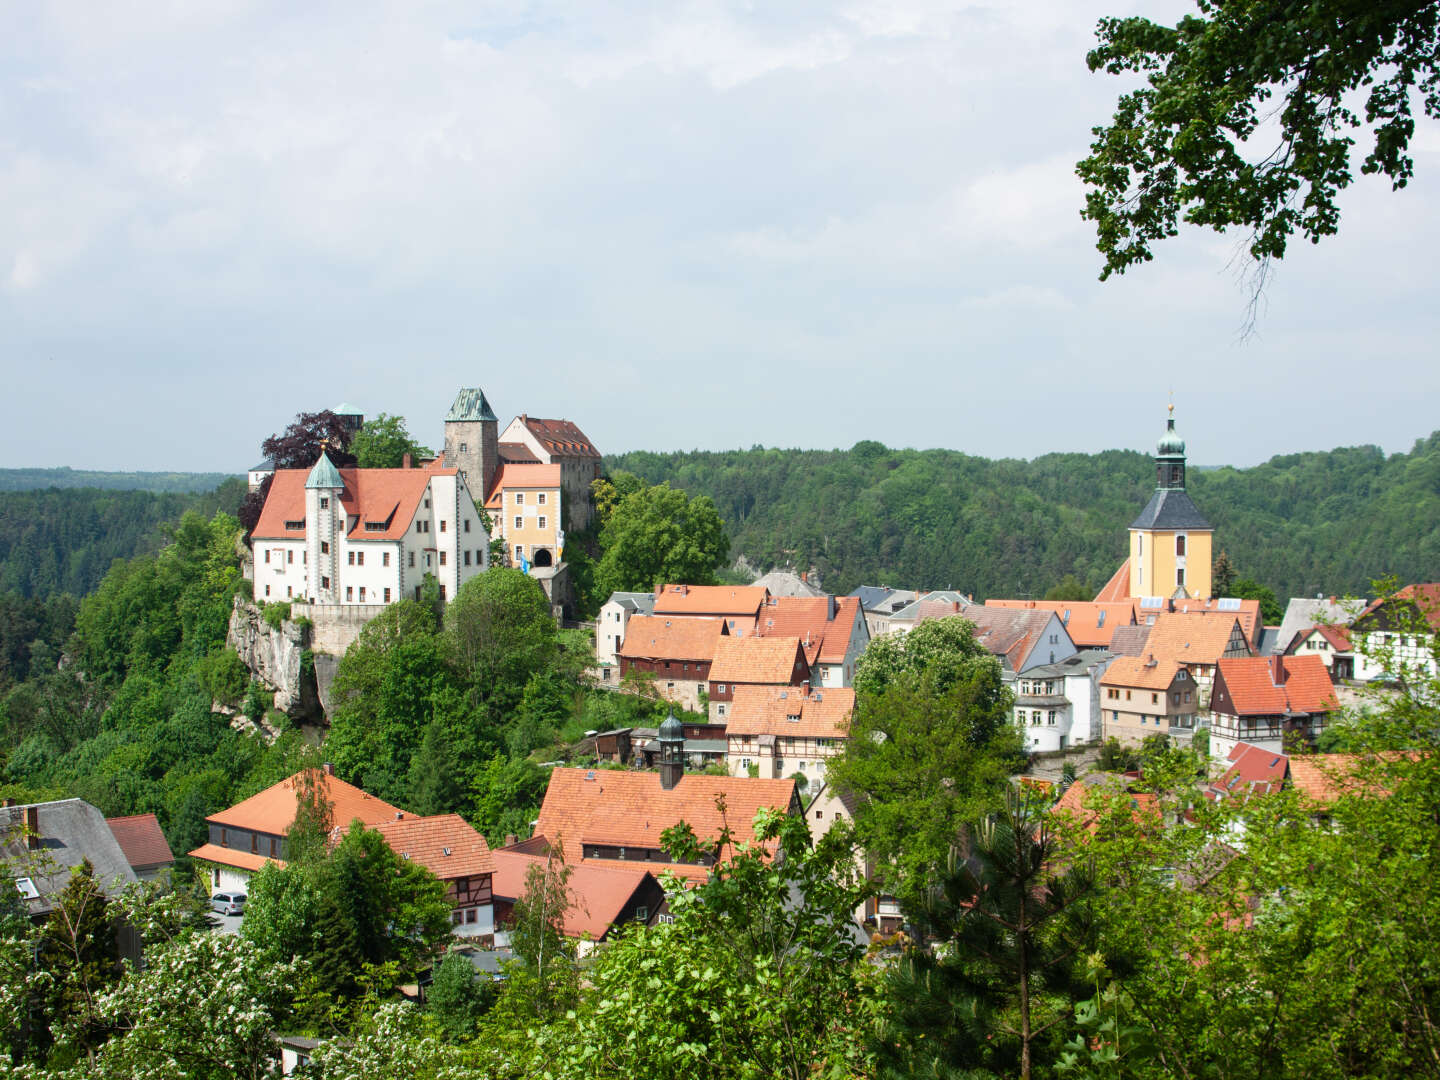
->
[957,608,1058,670]
[1051,773,1159,834]
[205,769,406,836]
[1168,598,1263,645]
[1094,559,1132,603]
[491,851,656,938]
[252,466,457,542]
[753,596,864,664]
[1288,623,1353,654]
[725,686,855,739]
[985,599,1135,648]
[187,843,276,873]
[515,416,601,459]
[708,635,808,685]
[106,813,174,871]
[1356,583,1440,632]
[497,441,541,464]
[653,584,769,618]
[533,768,798,870]
[1208,743,1289,801]
[483,463,564,508]
[1144,613,1247,667]
[1214,655,1337,716]
[1099,655,1186,691]
[618,615,726,663]
[371,814,495,882]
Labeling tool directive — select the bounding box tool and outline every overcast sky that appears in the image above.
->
[3,1,1437,473]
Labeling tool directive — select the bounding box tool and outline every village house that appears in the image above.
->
[1285,623,1354,680]
[496,414,603,530]
[1273,595,1364,655]
[616,614,728,712]
[187,766,405,893]
[3,799,140,923]
[371,813,496,938]
[847,586,924,638]
[707,635,811,722]
[1007,650,1114,752]
[1140,611,1253,710]
[1350,583,1440,685]
[985,599,1138,650]
[250,451,489,607]
[652,583,770,636]
[595,591,656,674]
[1099,655,1200,746]
[877,590,972,636]
[751,594,870,687]
[483,463,564,570]
[725,686,855,788]
[1208,653,1336,761]
[527,718,801,883]
[104,813,175,882]
[491,851,665,956]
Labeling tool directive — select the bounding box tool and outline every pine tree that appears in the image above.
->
[1212,550,1237,597]
[407,720,465,816]
[36,860,122,1062]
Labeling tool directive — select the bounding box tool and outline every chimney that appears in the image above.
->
[1270,654,1285,685]
[827,594,836,620]
[26,805,39,850]
[395,811,404,820]
[504,833,517,848]
[402,452,412,469]
[322,762,335,776]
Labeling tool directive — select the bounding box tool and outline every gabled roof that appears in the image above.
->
[708,635,808,685]
[253,466,457,542]
[483,463,564,507]
[1208,743,1289,801]
[1108,624,1152,657]
[753,596,864,665]
[1284,753,1415,805]
[1287,623,1352,654]
[186,843,274,873]
[653,584,768,618]
[888,590,971,622]
[371,814,495,881]
[985,599,1135,648]
[514,416,601,459]
[1094,559,1132,603]
[957,607,1065,671]
[105,813,174,871]
[1354,583,1440,633]
[3,800,139,916]
[1129,488,1212,531]
[1168,598,1263,645]
[1099,655,1187,691]
[1274,596,1365,653]
[446,387,498,423]
[533,768,798,872]
[751,571,826,598]
[1214,655,1336,716]
[618,615,726,663]
[497,441,541,464]
[204,769,406,836]
[491,851,657,939]
[603,591,656,615]
[1144,613,1248,666]
[725,686,855,739]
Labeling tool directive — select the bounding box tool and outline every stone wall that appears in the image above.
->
[293,601,388,656]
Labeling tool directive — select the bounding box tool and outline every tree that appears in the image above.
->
[1233,575,1284,624]
[1045,575,1093,602]
[829,617,1022,909]
[427,951,495,1038]
[499,854,577,1022]
[240,410,356,533]
[595,481,730,596]
[1212,549,1237,597]
[1077,2,1440,286]
[349,413,434,469]
[444,568,558,714]
[470,753,550,847]
[406,719,466,816]
[878,791,1095,1080]
[36,859,124,1063]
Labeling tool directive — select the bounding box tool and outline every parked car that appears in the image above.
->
[211,891,247,916]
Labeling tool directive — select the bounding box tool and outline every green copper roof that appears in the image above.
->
[305,451,344,490]
[446,388,498,423]
[1157,417,1186,457]
[331,402,364,417]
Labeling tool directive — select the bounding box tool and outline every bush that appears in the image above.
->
[261,601,292,631]
[242,681,274,722]
[196,648,249,706]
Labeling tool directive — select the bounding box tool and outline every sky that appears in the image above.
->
[3,1,1438,473]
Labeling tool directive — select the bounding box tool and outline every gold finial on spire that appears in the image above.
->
[1168,389,1174,414]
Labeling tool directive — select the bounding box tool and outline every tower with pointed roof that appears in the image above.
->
[443,388,500,506]
[1128,406,1213,600]
[658,711,685,791]
[305,450,344,603]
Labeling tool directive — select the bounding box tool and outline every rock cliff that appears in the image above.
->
[226,598,322,721]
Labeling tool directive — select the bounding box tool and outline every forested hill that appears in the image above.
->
[609,432,1440,601]
[0,467,236,493]
[0,480,247,599]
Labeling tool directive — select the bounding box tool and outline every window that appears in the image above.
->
[514,545,523,560]
[717,704,726,716]
[466,908,477,924]
[1176,567,1185,588]
[538,516,548,530]
[270,836,279,858]
[1126,690,1132,700]
[320,541,329,554]
[1048,711,1056,725]
[264,549,271,564]
[251,833,259,854]
[285,519,304,530]
[424,498,430,508]
[538,492,547,505]
[408,552,415,567]
[357,551,364,566]
[634,905,649,921]
[459,442,467,452]
[464,551,471,566]
[384,588,391,602]
[287,586,292,598]
[515,493,525,504]
[264,584,271,596]
[346,586,353,601]
[441,520,447,532]
[348,552,355,565]
[514,516,523,530]
[359,587,366,602]
[416,522,422,534]
[464,519,471,533]
[439,551,447,566]
[717,683,726,693]
[321,576,330,589]
[382,551,390,566]
[1176,534,1186,556]
[320,497,329,509]
[287,550,294,564]
[220,828,229,847]
[1151,693,1159,704]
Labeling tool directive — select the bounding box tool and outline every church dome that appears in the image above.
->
[1156,411,1185,457]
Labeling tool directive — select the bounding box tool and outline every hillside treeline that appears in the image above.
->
[609,432,1440,599]
[0,479,246,599]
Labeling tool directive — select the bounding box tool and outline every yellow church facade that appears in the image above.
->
[1124,406,1214,601]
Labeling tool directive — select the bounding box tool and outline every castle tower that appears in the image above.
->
[305,451,345,604]
[1128,405,1213,600]
[443,388,499,502]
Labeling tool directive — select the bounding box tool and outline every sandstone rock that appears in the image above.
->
[226,598,321,722]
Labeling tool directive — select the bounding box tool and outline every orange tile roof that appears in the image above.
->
[516,416,601,459]
[1051,774,1159,834]
[1214,655,1337,716]
[483,463,563,508]
[1099,655,1187,691]
[725,686,855,739]
[1208,743,1289,801]
[371,814,495,881]
[753,596,864,665]
[1168,598,1262,644]
[106,813,174,870]
[1144,613,1247,666]
[207,769,406,835]
[653,584,769,617]
[491,851,658,938]
[498,441,541,464]
[708,635,808,685]
[985,599,1135,648]
[186,843,278,873]
[1356,583,1440,632]
[533,768,798,869]
[1094,559,1132,603]
[253,466,456,542]
[618,615,726,663]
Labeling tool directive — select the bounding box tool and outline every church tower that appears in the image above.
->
[1128,405,1213,600]
[443,388,499,502]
